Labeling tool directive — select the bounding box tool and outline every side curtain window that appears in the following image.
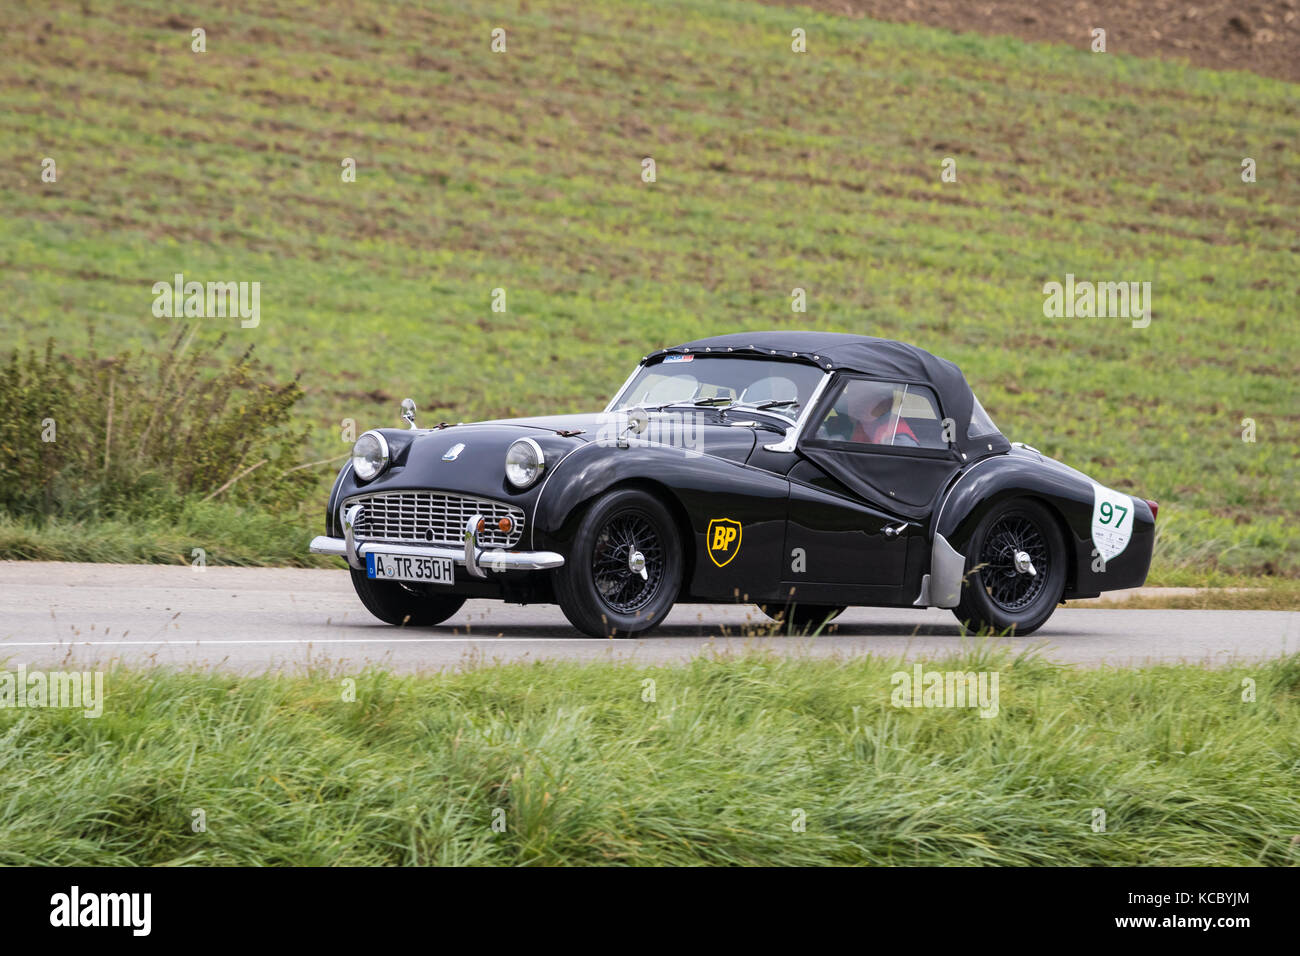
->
[812,379,947,450]
[968,393,999,438]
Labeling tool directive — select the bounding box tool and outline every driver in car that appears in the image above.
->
[846,389,919,447]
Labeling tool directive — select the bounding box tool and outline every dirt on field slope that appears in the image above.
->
[770,0,1300,83]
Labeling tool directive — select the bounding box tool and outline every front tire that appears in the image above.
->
[349,568,466,626]
[953,498,1066,635]
[553,488,683,638]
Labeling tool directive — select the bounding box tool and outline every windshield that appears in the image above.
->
[610,356,826,420]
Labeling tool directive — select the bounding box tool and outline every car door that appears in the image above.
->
[783,460,913,587]
[787,375,963,590]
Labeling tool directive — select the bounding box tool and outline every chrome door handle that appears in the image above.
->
[883,523,909,538]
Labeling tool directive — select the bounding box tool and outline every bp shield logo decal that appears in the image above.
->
[707,518,742,567]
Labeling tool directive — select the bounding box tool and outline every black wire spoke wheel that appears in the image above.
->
[554,487,684,638]
[954,497,1067,636]
[979,513,1050,612]
[592,509,664,614]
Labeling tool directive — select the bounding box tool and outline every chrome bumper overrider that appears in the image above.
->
[310,509,563,577]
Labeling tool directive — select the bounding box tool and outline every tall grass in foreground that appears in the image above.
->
[1,650,1295,866]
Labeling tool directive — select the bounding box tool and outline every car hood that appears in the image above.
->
[479,411,762,463]
[337,411,761,507]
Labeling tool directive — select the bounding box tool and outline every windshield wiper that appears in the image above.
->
[727,419,786,434]
[642,400,728,413]
[722,399,799,417]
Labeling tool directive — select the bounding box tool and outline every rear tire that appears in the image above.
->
[553,488,683,638]
[952,497,1066,635]
[349,567,466,627]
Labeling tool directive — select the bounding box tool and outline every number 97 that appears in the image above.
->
[1099,502,1128,526]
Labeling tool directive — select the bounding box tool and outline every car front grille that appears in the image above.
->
[345,491,526,549]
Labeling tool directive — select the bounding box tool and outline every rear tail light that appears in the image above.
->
[1144,499,1159,522]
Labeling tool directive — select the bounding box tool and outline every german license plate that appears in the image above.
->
[366,552,454,585]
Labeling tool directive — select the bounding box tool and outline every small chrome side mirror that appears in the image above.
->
[400,398,417,430]
[618,408,649,448]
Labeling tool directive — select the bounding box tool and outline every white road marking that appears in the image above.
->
[0,562,1294,670]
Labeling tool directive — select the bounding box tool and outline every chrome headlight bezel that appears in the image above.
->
[351,430,390,482]
[505,437,545,489]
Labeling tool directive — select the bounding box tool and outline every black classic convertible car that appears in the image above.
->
[310,332,1156,637]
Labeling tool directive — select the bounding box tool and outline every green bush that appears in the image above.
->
[0,325,316,521]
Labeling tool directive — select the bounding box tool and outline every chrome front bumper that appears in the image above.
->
[310,508,564,578]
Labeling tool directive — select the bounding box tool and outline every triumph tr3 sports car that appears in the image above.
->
[310,332,1156,637]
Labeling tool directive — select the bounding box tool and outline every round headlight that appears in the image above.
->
[505,438,545,489]
[351,430,389,481]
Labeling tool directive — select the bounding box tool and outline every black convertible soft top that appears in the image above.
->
[647,331,1010,465]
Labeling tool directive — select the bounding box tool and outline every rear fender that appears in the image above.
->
[933,453,1153,598]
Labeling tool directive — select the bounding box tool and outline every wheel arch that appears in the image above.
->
[552,475,697,593]
[934,455,1095,596]
[533,441,759,543]
[533,442,792,604]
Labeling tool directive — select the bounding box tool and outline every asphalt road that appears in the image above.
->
[0,562,1295,673]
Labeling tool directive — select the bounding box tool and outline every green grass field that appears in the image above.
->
[1,650,1296,865]
[1,0,1297,583]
